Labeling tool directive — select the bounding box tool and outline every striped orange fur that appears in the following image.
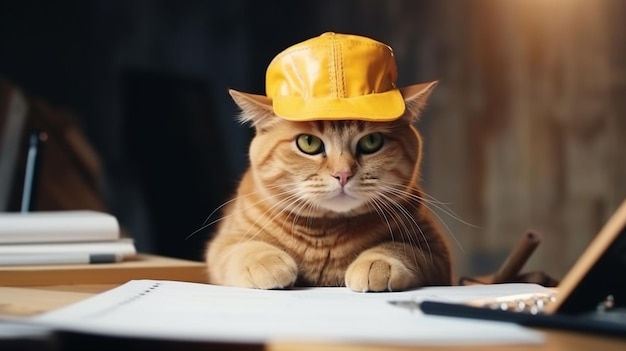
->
[205,82,452,292]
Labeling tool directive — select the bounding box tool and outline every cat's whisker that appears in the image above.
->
[275,190,312,235]
[295,192,326,228]
[367,198,408,258]
[238,191,309,244]
[366,199,396,243]
[376,181,466,226]
[201,195,241,227]
[378,180,476,226]
[187,185,276,240]
[201,183,285,225]
[186,184,301,240]
[237,197,295,243]
[277,195,320,243]
[418,192,479,228]
[386,195,432,262]
[378,184,465,254]
[373,194,431,267]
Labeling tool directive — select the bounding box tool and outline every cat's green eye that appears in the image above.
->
[296,134,324,155]
[357,132,384,154]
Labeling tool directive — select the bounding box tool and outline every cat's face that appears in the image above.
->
[249,119,422,214]
[231,81,437,217]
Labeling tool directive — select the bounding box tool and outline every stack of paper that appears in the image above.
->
[0,210,136,266]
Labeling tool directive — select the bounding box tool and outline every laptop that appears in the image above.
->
[420,198,626,337]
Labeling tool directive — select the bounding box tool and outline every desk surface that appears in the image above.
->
[0,253,207,286]
[1,259,625,350]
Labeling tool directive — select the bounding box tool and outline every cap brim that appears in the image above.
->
[272,88,405,122]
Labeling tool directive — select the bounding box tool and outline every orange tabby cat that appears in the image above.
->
[205,33,452,292]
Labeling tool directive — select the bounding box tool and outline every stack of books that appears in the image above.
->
[0,210,136,266]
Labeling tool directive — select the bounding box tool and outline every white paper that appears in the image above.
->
[0,238,136,265]
[0,211,119,244]
[30,280,547,346]
[0,238,135,256]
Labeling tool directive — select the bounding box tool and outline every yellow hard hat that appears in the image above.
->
[236,32,409,122]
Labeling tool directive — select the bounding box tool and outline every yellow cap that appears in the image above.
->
[262,32,405,121]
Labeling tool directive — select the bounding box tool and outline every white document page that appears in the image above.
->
[30,280,548,346]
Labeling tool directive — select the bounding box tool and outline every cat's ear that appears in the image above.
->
[399,80,438,122]
[229,89,280,130]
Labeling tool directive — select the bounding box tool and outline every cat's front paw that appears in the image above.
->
[227,243,298,289]
[345,254,414,292]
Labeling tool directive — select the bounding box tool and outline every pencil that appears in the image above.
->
[492,231,542,283]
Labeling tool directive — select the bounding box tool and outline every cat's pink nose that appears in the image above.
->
[332,171,353,186]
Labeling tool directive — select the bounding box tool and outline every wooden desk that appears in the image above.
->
[0,253,208,286]
[1,260,625,350]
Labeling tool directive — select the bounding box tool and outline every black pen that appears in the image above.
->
[20,130,47,213]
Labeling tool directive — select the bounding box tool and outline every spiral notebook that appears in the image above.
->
[27,280,547,346]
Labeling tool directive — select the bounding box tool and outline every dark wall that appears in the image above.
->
[0,0,446,264]
[0,0,437,262]
[0,0,320,260]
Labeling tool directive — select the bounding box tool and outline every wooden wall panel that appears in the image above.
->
[421,0,626,279]
[320,0,626,280]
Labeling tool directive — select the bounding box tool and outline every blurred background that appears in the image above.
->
[1,0,625,281]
